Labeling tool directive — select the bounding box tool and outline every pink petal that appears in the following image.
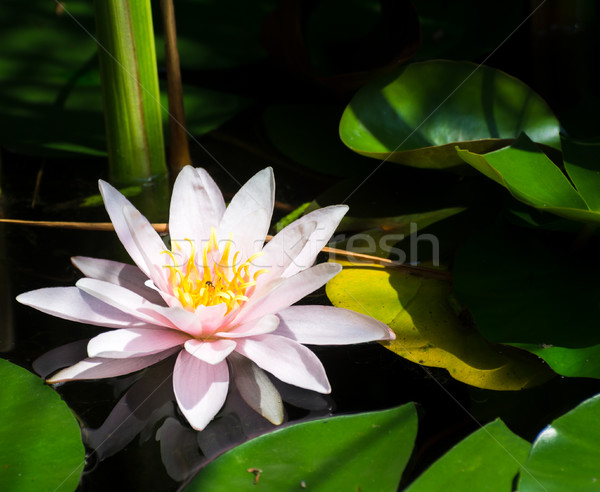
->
[173,351,229,430]
[193,303,228,335]
[236,262,342,324]
[235,335,330,393]
[216,314,280,339]
[217,168,274,261]
[16,287,145,328]
[280,205,348,277]
[72,256,165,305]
[169,166,226,249]
[47,347,179,383]
[228,352,283,425]
[88,328,191,358]
[276,305,394,345]
[99,180,151,276]
[184,339,236,365]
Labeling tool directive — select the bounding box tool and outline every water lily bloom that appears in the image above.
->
[17,167,394,430]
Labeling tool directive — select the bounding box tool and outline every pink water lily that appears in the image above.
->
[17,167,394,430]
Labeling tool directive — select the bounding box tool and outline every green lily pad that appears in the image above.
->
[453,222,600,378]
[0,358,84,491]
[339,60,560,168]
[405,419,530,491]
[519,393,600,491]
[328,207,466,260]
[185,403,418,491]
[510,344,600,380]
[562,135,600,211]
[457,133,600,224]
[326,260,554,390]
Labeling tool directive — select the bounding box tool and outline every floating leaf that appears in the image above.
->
[185,403,418,491]
[519,393,600,491]
[263,0,420,94]
[329,207,466,259]
[326,260,554,390]
[0,358,84,491]
[510,344,600,380]
[405,419,530,491]
[457,133,600,224]
[339,60,560,168]
[562,135,600,211]
[454,222,600,379]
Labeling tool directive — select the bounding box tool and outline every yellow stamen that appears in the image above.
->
[163,228,269,314]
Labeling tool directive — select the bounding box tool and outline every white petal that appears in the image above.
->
[72,256,164,305]
[99,180,151,276]
[280,205,348,277]
[75,278,202,335]
[173,352,229,430]
[216,314,280,338]
[229,352,283,425]
[17,287,145,328]
[236,262,342,324]
[47,348,179,383]
[88,328,190,358]
[253,220,317,291]
[235,335,330,393]
[276,305,394,345]
[122,204,171,292]
[169,166,226,248]
[184,339,236,365]
[217,168,274,261]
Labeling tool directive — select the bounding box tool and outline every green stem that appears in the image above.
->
[94,0,167,185]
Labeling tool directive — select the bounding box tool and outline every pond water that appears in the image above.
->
[3,150,600,491]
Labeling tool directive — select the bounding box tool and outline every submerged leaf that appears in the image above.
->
[454,222,600,379]
[326,260,554,390]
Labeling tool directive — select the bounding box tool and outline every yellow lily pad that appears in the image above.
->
[326,260,554,390]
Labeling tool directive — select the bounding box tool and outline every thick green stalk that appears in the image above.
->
[94,0,167,185]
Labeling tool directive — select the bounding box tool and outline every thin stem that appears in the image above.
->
[160,0,191,176]
[0,219,450,279]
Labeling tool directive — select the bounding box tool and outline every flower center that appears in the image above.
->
[163,228,268,313]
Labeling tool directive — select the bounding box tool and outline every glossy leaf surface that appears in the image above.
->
[0,359,84,491]
[339,60,560,168]
[458,133,600,223]
[326,260,554,390]
[405,419,530,491]
[519,393,600,492]
[185,404,418,491]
